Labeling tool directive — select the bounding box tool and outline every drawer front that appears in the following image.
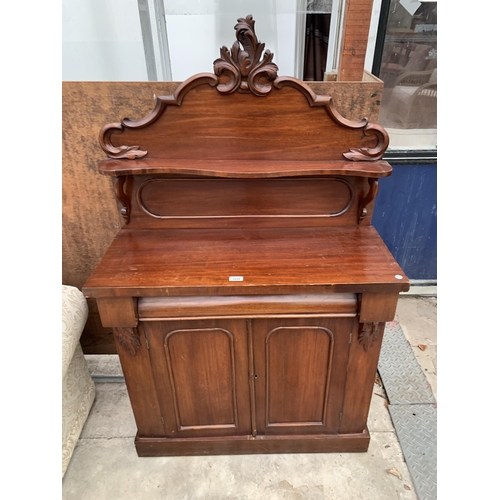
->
[139,294,358,320]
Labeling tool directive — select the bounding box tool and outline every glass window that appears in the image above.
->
[302,1,333,81]
[62,0,151,81]
[377,0,437,150]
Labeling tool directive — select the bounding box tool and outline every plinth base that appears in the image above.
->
[135,428,370,457]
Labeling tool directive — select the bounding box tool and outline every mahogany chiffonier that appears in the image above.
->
[83,15,409,457]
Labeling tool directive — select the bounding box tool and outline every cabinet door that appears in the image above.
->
[143,319,252,438]
[252,317,354,435]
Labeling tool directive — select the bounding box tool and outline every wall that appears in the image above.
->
[372,163,437,280]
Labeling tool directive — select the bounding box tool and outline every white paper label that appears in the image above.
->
[229,276,244,281]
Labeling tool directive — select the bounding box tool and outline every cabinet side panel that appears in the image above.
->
[340,319,384,433]
[113,326,165,437]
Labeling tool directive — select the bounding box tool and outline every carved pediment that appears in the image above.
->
[99,15,389,163]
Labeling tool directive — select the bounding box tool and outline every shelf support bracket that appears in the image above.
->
[358,178,379,223]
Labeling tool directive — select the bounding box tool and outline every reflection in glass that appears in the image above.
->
[377,1,437,149]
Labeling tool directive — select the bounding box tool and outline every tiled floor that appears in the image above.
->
[62,296,437,500]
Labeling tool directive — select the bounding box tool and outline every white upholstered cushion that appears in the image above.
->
[62,285,95,477]
[62,343,95,477]
[62,285,88,379]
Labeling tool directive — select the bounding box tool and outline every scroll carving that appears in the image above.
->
[214,15,278,96]
[114,327,141,356]
[342,124,389,162]
[98,74,218,159]
[99,123,148,160]
[113,175,133,224]
[358,322,385,351]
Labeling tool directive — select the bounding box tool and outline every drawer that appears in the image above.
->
[138,294,358,320]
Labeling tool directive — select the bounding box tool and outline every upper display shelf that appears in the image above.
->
[98,158,392,179]
[98,15,390,165]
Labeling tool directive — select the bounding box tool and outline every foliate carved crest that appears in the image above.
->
[214,15,278,96]
[358,322,385,351]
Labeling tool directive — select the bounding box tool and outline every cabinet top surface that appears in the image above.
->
[83,226,409,298]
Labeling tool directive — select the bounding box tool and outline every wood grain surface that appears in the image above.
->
[127,176,362,230]
[83,226,409,298]
[252,317,353,436]
[98,158,392,178]
[144,319,252,438]
[113,326,166,436]
[134,429,370,456]
[107,84,380,162]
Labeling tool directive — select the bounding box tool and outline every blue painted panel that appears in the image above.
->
[372,164,437,280]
